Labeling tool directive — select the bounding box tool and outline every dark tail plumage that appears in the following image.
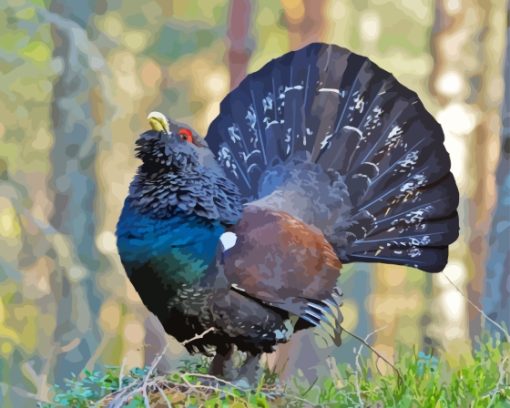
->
[206,43,459,273]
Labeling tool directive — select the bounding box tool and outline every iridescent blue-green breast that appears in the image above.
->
[116,200,225,288]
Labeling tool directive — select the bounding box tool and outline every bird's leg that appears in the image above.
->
[209,343,236,380]
[236,351,262,387]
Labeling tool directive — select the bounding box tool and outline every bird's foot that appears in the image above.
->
[208,344,236,380]
[235,351,262,387]
[229,378,251,390]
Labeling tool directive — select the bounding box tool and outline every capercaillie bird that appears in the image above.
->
[116,43,459,382]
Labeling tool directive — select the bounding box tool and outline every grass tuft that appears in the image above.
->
[38,334,510,407]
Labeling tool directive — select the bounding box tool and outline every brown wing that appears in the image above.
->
[222,206,342,318]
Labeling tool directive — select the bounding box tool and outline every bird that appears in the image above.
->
[116,43,459,383]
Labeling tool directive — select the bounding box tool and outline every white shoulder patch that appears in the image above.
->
[220,231,237,252]
[231,283,245,292]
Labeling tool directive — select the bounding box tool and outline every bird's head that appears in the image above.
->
[136,111,207,170]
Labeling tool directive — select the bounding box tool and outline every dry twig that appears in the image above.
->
[341,324,403,387]
[0,382,50,405]
[182,327,216,346]
[108,328,216,408]
[348,325,389,408]
[441,272,510,342]
[155,383,173,408]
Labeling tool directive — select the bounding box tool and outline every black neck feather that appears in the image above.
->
[128,164,243,225]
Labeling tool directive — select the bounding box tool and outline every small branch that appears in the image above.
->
[342,326,404,385]
[353,327,382,408]
[20,345,57,402]
[182,327,215,346]
[142,387,151,408]
[109,345,170,408]
[180,372,250,392]
[110,328,215,407]
[141,344,169,408]
[441,272,510,342]
[179,375,241,399]
[0,382,49,404]
[108,381,143,408]
[300,376,318,398]
[118,358,126,390]
[105,371,314,407]
[20,362,40,390]
[81,335,112,384]
[60,337,81,353]
[156,383,173,408]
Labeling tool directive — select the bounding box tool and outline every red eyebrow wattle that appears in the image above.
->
[178,128,193,143]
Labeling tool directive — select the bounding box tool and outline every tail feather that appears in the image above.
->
[302,287,343,346]
[347,246,449,273]
[368,174,459,232]
[206,43,459,273]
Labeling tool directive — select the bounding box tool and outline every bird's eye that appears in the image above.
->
[178,128,193,143]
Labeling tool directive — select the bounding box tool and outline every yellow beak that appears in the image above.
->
[147,111,170,134]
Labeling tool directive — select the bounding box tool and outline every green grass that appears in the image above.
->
[39,334,510,407]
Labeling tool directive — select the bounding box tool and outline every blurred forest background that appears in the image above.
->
[0,0,508,406]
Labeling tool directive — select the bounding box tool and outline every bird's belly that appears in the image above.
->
[116,211,226,342]
[128,259,293,353]
[122,249,215,324]
[181,289,292,353]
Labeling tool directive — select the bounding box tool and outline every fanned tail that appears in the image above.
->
[206,43,459,273]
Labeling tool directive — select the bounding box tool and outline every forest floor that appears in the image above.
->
[38,330,510,408]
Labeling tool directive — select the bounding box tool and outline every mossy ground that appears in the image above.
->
[39,333,510,408]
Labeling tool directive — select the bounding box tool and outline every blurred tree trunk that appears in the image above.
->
[227,0,252,89]
[369,266,427,371]
[47,0,112,384]
[428,0,506,348]
[281,0,329,49]
[464,1,506,341]
[483,3,510,332]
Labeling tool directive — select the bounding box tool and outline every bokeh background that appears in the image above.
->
[0,0,508,406]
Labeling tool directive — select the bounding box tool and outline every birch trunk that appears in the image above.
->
[428,0,506,350]
[483,1,510,332]
[48,0,112,383]
[227,0,252,90]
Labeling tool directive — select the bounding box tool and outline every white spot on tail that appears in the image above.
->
[245,105,257,132]
[353,93,365,113]
[264,119,279,129]
[262,93,274,112]
[318,88,346,97]
[320,133,334,150]
[279,84,304,98]
[227,125,242,143]
[385,125,404,149]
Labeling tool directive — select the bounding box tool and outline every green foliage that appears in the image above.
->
[39,335,509,407]
[39,367,143,407]
[297,334,510,407]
